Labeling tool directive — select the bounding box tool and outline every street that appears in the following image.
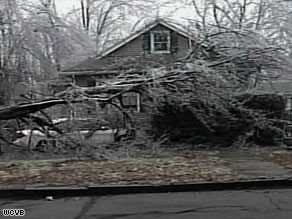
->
[1,189,292,219]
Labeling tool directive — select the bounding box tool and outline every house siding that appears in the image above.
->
[177,33,191,57]
[108,24,191,58]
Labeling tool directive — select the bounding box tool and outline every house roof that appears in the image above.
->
[61,19,195,74]
[61,54,178,74]
[99,19,195,59]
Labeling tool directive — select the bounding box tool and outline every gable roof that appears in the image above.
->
[61,19,195,73]
[99,19,195,59]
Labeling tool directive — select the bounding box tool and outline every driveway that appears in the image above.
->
[1,189,292,219]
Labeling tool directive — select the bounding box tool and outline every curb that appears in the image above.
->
[1,178,292,199]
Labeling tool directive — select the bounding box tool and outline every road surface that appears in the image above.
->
[1,189,292,219]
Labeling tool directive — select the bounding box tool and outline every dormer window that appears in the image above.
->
[150,31,170,53]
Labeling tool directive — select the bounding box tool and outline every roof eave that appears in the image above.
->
[59,70,120,76]
[100,19,195,59]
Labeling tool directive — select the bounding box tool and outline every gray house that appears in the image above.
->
[59,19,196,129]
[61,20,194,85]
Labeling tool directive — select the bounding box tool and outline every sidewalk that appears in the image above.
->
[217,148,292,179]
[1,147,292,198]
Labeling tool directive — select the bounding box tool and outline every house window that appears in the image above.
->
[150,31,170,53]
[122,92,141,112]
[73,76,96,87]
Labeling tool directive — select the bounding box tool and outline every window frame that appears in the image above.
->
[150,31,171,54]
[122,92,141,112]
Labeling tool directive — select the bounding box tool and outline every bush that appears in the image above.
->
[151,104,209,145]
[151,93,285,147]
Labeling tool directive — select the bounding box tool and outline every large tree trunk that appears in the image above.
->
[0,99,66,120]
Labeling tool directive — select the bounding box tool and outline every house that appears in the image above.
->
[256,79,292,121]
[58,19,196,130]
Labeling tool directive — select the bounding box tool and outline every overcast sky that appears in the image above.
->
[54,0,194,20]
[55,0,79,13]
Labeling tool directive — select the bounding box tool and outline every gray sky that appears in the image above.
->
[55,0,79,13]
[54,0,194,20]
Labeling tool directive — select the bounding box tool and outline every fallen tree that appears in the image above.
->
[0,28,289,150]
[0,99,67,120]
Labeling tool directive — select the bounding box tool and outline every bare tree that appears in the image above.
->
[75,0,180,54]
